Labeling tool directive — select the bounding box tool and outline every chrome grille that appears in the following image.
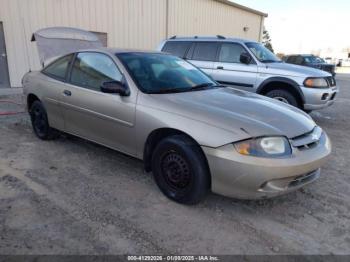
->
[291,126,323,149]
[326,76,336,87]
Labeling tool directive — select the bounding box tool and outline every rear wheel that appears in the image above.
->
[29,101,58,140]
[151,135,210,205]
[266,89,299,108]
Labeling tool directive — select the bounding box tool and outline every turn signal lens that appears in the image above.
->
[304,78,328,88]
[235,142,251,155]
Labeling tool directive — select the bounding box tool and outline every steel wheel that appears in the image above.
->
[151,135,210,205]
[161,150,192,190]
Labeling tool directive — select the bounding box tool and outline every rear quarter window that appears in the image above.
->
[42,54,73,80]
[162,41,191,58]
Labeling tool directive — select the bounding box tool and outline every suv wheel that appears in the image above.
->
[29,101,58,140]
[266,89,299,108]
[151,135,210,205]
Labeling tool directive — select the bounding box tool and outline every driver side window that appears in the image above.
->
[70,52,123,91]
[219,43,247,63]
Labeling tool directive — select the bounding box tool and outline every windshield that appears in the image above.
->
[117,53,218,94]
[305,56,323,63]
[245,42,281,63]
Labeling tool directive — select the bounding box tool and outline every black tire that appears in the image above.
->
[266,89,300,108]
[29,100,58,140]
[151,135,210,205]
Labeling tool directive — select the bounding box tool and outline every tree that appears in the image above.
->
[262,27,274,53]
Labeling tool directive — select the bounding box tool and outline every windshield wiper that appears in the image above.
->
[189,83,214,91]
[261,60,282,63]
[149,83,224,94]
[149,88,188,94]
[189,83,226,91]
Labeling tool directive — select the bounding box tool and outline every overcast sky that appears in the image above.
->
[232,0,350,55]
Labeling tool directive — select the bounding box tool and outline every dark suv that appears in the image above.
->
[283,55,336,76]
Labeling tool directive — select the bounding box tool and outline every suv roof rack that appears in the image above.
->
[168,35,227,40]
[216,35,226,39]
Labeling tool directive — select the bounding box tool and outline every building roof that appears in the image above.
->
[214,0,268,17]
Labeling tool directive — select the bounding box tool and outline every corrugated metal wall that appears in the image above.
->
[168,0,263,40]
[0,0,167,87]
[0,0,264,87]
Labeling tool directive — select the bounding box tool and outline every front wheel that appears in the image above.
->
[29,100,58,140]
[151,135,210,205]
[266,89,300,108]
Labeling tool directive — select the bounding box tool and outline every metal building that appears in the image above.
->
[0,0,267,87]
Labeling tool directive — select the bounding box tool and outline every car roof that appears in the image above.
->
[74,47,165,55]
[163,36,256,44]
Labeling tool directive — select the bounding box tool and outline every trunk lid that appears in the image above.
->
[31,27,103,66]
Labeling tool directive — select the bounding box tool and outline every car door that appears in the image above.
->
[186,42,219,76]
[212,43,258,92]
[61,52,137,156]
[40,54,74,130]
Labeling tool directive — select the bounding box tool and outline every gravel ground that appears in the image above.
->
[0,75,349,255]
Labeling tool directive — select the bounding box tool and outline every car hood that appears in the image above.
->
[260,62,331,77]
[143,88,316,139]
[309,63,335,68]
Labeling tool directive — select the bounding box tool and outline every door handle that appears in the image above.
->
[63,90,72,96]
[1,53,6,58]
[217,66,224,70]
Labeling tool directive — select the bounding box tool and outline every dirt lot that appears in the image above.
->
[0,75,350,255]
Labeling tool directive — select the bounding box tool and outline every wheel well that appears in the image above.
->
[143,128,209,177]
[27,94,40,112]
[144,128,192,172]
[258,81,303,108]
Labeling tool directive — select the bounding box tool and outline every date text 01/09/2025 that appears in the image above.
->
[127,255,219,261]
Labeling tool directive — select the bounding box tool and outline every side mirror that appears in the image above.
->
[100,81,130,96]
[240,53,252,64]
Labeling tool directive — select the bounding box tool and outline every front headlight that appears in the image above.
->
[304,77,329,88]
[234,137,292,158]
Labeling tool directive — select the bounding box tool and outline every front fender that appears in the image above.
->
[257,77,305,103]
[135,105,251,159]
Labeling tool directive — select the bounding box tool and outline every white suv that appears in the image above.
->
[158,36,338,111]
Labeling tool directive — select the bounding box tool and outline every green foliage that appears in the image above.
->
[262,27,274,53]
